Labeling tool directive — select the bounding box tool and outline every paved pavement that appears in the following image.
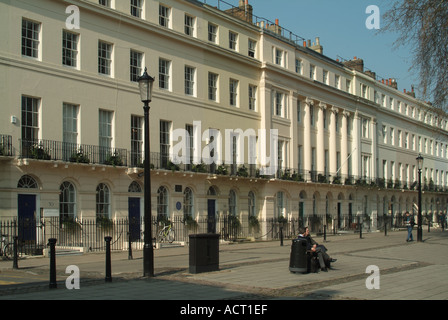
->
[0,229,447,302]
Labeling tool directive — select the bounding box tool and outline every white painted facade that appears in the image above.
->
[1,0,447,230]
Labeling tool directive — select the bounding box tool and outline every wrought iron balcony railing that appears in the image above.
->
[0,135,13,156]
[19,139,128,167]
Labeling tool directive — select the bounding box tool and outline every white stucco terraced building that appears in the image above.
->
[1,0,447,242]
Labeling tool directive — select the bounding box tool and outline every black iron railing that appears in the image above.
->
[0,135,13,156]
[19,139,127,167]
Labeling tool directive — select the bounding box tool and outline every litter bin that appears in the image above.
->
[189,234,219,274]
[289,238,308,273]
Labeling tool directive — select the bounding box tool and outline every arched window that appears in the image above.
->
[60,181,76,221]
[157,186,168,217]
[183,187,194,218]
[248,191,255,217]
[229,190,237,216]
[96,183,110,219]
[207,186,218,196]
[17,175,38,189]
[128,181,142,193]
[276,191,286,218]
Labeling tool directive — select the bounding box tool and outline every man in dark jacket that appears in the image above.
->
[404,211,415,242]
[298,227,336,271]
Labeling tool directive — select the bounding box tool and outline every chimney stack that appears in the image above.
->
[310,37,323,54]
[343,56,364,72]
[226,0,253,23]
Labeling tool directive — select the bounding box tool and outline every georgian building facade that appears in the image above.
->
[1,0,447,237]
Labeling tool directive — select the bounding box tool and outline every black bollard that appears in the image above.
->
[48,238,57,289]
[105,236,112,282]
[13,236,18,269]
[384,216,387,236]
[279,226,283,246]
[128,232,133,260]
[359,216,363,239]
[323,225,327,242]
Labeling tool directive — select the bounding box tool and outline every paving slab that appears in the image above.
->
[0,230,447,302]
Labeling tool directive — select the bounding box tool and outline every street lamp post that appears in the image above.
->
[416,154,424,242]
[138,68,155,277]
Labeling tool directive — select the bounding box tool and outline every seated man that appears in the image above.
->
[298,227,336,272]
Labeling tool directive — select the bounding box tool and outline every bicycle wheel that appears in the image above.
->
[157,230,165,243]
[167,229,175,243]
[3,244,13,260]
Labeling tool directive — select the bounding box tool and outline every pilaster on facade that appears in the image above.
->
[352,111,362,178]
[340,110,350,179]
[317,101,327,174]
[303,97,313,178]
[329,106,338,177]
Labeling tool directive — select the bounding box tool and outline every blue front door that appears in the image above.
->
[207,199,216,233]
[18,194,36,241]
[128,197,141,241]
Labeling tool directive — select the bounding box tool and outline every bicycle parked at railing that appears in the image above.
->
[0,235,13,260]
[157,224,175,243]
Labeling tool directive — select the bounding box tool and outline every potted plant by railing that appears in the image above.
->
[228,215,241,236]
[318,174,327,183]
[96,215,114,232]
[69,150,90,164]
[104,152,123,166]
[428,178,435,191]
[61,217,82,233]
[248,215,260,233]
[166,160,180,171]
[157,214,171,227]
[183,214,198,231]
[192,162,207,173]
[356,178,367,186]
[30,144,51,160]
[332,176,342,184]
[237,165,248,177]
[217,163,228,175]
[291,172,304,182]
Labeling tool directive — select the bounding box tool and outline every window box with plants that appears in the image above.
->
[104,152,124,166]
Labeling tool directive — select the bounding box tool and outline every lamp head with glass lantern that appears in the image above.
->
[138,67,155,104]
[416,154,424,171]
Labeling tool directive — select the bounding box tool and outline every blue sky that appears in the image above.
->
[224,0,419,96]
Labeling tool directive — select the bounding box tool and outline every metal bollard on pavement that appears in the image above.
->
[105,236,112,282]
[13,236,18,269]
[48,238,57,289]
[128,232,133,260]
[280,226,283,246]
[358,216,363,239]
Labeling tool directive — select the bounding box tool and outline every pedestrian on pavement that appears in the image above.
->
[404,211,415,242]
[439,213,447,231]
[298,227,336,272]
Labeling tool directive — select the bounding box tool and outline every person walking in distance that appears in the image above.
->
[404,211,415,242]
